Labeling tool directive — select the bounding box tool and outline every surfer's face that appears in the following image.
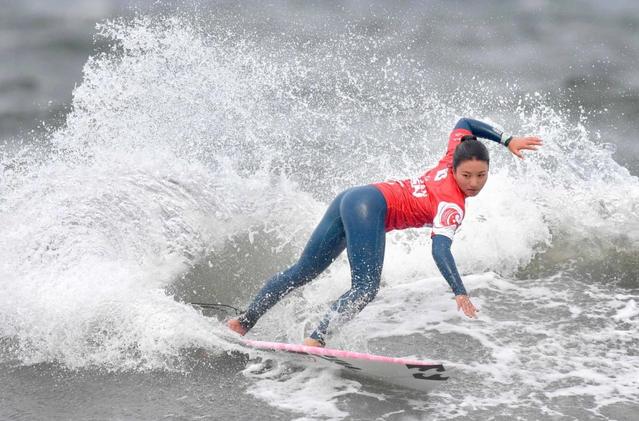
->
[453,159,489,197]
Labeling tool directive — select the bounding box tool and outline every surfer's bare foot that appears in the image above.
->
[303,338,324,347]
[227,319,248,336]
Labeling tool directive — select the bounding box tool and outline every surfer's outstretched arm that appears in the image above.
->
[431,234,477,318]
[455,118,508,144]
[455,118,543,159]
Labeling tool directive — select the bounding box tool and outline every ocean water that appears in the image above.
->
[1,1,638,420]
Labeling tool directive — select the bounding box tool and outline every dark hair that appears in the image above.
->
[453,138,490,170]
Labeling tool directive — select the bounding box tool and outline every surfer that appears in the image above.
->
[228,118,542,347]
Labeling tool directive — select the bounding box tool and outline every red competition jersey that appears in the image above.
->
[373,128,471,238]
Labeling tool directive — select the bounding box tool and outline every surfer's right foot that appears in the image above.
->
[303,338,324,347]
[227,318,248,336]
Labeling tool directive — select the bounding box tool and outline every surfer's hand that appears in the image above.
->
[507,136,543,159]
[455,295,478,318]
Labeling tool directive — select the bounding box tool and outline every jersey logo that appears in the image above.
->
[436,202,463,226]
[433,202,464,239]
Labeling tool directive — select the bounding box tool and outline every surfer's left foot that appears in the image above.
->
[303,338,324,347]
[227,318,248,336]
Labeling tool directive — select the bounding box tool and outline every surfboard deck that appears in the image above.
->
[241,339,448,392]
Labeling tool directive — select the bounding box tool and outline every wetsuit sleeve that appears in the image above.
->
[454,118,512,144]
[431,234,467,296]
[440,117,510,166]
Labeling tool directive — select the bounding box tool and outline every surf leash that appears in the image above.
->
[189,302,242,316]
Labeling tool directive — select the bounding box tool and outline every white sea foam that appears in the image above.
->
[243,361,360,420]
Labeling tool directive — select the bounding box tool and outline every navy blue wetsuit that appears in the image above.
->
[237,118,508,344]
[239,185,387,344]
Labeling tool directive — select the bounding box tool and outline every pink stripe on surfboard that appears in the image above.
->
[242,339,436,367]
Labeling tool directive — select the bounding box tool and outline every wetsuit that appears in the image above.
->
[237,118,510,344]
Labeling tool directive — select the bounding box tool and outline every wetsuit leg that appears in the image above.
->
[238,190,350,330]
[309,185,387,344]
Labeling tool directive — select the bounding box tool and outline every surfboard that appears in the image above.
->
[241,339,448,392]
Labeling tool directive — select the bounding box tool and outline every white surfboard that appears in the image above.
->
[242,339,448,392]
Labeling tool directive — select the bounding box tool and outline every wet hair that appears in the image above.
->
[453,136,490,170]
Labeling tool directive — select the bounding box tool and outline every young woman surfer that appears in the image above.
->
[228,118,542,347]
